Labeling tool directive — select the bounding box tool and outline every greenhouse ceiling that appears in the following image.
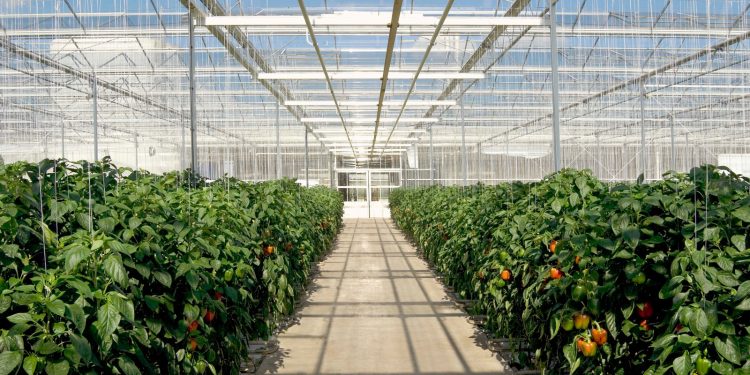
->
[0,0,749,176]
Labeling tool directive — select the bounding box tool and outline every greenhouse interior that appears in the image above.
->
[1,0,750,374]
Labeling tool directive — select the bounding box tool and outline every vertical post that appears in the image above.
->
[304,128,309,187]
[328,152,334,188]
[670,115,676,171]
[428,125,434,185]
[639,81,647,178]
[400,152,406,187]
[92,75,98,161]
[549,0,561,172]
[459,86,468,186]
[275,101,281,179]
[134,135,139,170]
[595,133,601,178]
[188,9,198,173]
[61,121,65,159]
[366,171,371,218]
[252,146,258,181]
[477,142,483,183]
[180,120,186,170]
[684,133,689,171]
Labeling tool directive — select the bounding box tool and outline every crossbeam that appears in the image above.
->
[195,14,547,27]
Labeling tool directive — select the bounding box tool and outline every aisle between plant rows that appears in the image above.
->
[256,218,508,375]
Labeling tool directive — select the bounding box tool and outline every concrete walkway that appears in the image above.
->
[257,218,508,375]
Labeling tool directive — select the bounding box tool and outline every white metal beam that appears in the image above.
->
[284,100,456,107]
[257,71,484,80]
[195,14,547,27]
[302,118,439,124]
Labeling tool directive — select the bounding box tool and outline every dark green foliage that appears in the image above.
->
[0,158,343,375]
[391,167,750,375]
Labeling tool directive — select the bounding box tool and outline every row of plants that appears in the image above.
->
[0,158,343,375]
[390,166,750,375]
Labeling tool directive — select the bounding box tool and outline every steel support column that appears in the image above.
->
[61,122,65,159]
[670,115,676,171]
[134,135,139,170]
[189,10,198,172]
[549,0,561,172]
[92,76,98,161]
[639,81,647,178]
[429,125,434,185]
[252,146,258,181]
[304,128,309,187]
[275,100,281,179]
[595,133,601,177]
[477,143,483,183]
[459,85,468,186]
[329,152,335,188]
[180,119,186,170]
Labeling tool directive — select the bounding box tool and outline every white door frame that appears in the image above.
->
[336,168,401,218]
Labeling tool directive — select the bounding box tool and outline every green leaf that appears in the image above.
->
[672,351,691,375]
[614,250,635,259]
[714,336,742,365]
[91,239,104,251]
[176,349,185,362]
[715,321,735,335]
[574,177,590,196]
[22,355,38,375]
[551,199,563,214]
[64,278,92,297]
[7,312,33,324]
[115,298,135,322]
[563,343,578,373]
[716,257,734,272]
[70,334,94,364]
[44,360,69,375]
[46,299,66,318]
[117,357,142,375]
[0,351,22,375]
[652,334,676,348]
[704,304,718,335]
[736,281,750,300]
[153,271,172,288]
[711,362,733,375]
[623,227,641,249]
[65,303,86,333]
[96,302,121,338]
[128,217,142,230]
[97,217,116,233]
[716,272,739,287]
[103,256,128,286]
[643,216,665,226]
[76,213,92,231]
[65,244,91,271]
[735,298,750,311]
[732,206,750,222]
[730,234,746,252]
[689,308,708,338]
[550,315,561,338]
[621,303,635,319]
[659,276,684,299]
[110,241,136,255]
[33,339,61,355]
[605,311,618,339]
[677,335,695,345]
[0,296,11,314]
[569,192,580,207]
[694,268,716,294]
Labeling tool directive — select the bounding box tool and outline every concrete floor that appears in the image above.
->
[256,218,509,375]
